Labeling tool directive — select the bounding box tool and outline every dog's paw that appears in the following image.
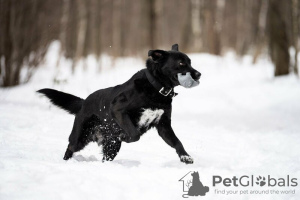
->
[180,155,194,164]
[63,149,73,160]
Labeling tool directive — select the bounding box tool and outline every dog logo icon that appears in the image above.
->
[179,171,209,198]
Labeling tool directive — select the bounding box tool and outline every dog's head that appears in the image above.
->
[191,171,200,179]
[146,44,201,88]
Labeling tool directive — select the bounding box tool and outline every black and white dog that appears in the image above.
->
[38,44,201,164]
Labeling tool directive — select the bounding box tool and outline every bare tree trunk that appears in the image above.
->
[203,0,220,55]
[8,1,22,86]
[0,0,12,86]
[236,0,244,55]
[267,0,290,76]
[72,0,87,72]
[139,0,149,53]
[222,0,238,51]
[149,0,156,49]
[292,0,299,76]
[180,1,192,52]
[57,0,70,67]
[112,0,122,57]
[157,0,164,49]
[191,0,202,52]
[95,0,102,71]
[150,0,163,49]
[253,0,268,64]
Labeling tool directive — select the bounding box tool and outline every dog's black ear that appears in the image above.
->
[148,50,167,61]
[171,44,179,51]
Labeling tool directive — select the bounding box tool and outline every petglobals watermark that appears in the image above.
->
[212,175,298,196]
[178,173,298,198]
[213,175,298,187]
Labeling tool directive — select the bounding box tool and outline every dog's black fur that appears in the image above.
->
[38,44,201,164]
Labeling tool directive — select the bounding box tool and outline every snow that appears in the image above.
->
[1,42,300,200]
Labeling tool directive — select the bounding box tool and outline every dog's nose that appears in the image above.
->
[194,71,201,80]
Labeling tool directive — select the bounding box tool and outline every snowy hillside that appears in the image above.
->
[1,43,300,200]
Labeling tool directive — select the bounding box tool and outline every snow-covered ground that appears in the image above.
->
[1,43,300,200]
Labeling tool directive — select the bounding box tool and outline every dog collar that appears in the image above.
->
[145,70,177,98]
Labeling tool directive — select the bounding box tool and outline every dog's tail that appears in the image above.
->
[37,88,84,115]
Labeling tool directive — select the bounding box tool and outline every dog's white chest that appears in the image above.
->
[138,108,164,128]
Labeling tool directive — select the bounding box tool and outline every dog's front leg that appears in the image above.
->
[156,114,193,164]
[111,93,140,143]
[114,113,140,143]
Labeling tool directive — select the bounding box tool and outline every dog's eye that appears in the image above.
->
[179,62,186,66]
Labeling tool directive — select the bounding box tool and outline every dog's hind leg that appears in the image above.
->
[102,136,122,162]
[64,139,90,160]
[63,116,88,160]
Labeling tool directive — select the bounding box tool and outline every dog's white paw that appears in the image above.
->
[180,155,194,164]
